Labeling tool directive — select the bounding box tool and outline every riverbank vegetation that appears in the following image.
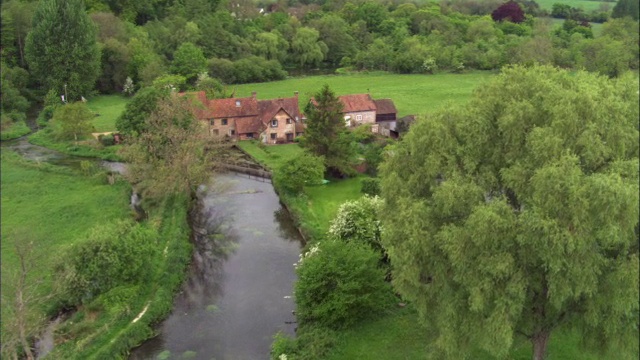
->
[0,149,130,358]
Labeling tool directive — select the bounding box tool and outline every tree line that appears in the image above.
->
[1,0,638,125]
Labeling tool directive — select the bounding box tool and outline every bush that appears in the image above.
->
[98,134,115,146]
[328,195,384,253]
[270,325,337,360]
[57,220,159,305]
[273,151,325,194]
[361,178,380,196]
[294,240,394,329]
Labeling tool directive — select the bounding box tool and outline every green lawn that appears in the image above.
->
[232,71,495,118]
[236,141,304,171]
[86,94,130,132]
[0,149,130,349]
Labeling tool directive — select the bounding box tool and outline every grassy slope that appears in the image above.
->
[86,95,130,132]
[231,71,495,118]
[1,120,31,141]
[0,149,130,335]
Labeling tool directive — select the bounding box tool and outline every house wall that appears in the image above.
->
[264,110,298,144]
[207,117,240,138]
[344,110,376,127]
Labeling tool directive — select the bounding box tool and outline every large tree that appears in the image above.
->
[120,95,223,201]
[380,65,639,360]
[25,0,100,101]
[301,84,356,176]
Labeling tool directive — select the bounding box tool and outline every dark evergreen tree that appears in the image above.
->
[301,84,356,176]
[25,0,100,101]
[612,0,639,21]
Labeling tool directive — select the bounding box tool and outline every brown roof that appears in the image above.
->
[208,96,258,119]
[257,97,301,124]
[236,116,264,134]
[339,94,376,113]
[373,99,397,115]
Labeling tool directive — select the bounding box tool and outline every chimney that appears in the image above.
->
[294,91,298,98]
[251,91,256,98]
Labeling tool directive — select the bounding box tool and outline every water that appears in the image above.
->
[1,137,126,174]
[129,174,303,360]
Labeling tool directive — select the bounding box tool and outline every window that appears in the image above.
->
[222,118,228,125]
[286,133,293,141]
[235,100,241,107]
[271,119,278,127]
[212,129,219,136]
[209,119,215,126]
[246,133,253,139]
[356,114,363,121]
[270,133,277,139]
[286,118,292,124]
[229,129,235,136]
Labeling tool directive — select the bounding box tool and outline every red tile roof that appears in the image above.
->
[339,94,376,113]
[373,99,397,115]
[208,96,258,119]
[236,116,264,134]
[257,97,301,124]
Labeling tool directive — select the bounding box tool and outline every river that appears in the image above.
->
[129,174,303,360]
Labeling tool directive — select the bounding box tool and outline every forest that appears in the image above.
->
[1,0,639,135]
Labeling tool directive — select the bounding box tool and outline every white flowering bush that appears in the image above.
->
[122,76,135,96]
[328,195,383,253]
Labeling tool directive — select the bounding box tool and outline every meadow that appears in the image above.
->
[535,0,615,12]
[232,71,496,118]
[86,94,131,132]
[0,149,130,350]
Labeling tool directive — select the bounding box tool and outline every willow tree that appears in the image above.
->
[380,66,639,360]
[25,0,100,101]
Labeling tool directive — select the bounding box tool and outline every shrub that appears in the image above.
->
[294,240,394,329]
[273,151,325,194]
[57,220,159,305]
[361,178,380,196]
[328,195,384,253]
[98,134,115,146]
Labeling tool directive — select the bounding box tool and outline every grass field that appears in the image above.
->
[86,94,130,132]
[232,71,496,118]
[0,149,130,350]
[531,0,615,11]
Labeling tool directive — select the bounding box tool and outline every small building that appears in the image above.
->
[339,94,377,127]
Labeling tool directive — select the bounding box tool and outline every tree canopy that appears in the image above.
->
[380,65,639,360]
[25,0,100,101]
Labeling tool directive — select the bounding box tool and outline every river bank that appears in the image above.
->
[0,140,193,359]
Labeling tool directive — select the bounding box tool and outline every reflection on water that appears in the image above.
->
[129,175,303,360]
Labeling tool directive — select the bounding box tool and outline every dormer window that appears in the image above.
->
[235,100,241,107]
[271,119,278,127]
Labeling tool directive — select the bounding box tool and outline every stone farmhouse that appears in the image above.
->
[181,91,399,144]
[181,91,304,144]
